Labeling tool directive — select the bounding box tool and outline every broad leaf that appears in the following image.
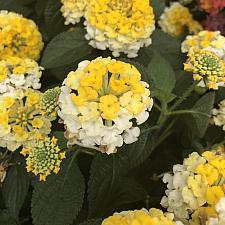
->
[185,92,215,137]
[41,29,93,68]
[2,156,30,219]
[44,0,66,38]
[31,156,85,225]
[150,29,185,69]
[151,0,165,19]
[88,130,153,217]
[0,210,17,225]
[52,131,67,149]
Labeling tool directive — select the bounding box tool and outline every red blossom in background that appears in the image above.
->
[202,12,225,35]
[198,0,225,15]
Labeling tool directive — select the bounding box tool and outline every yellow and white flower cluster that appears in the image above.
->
[182,31,225,61]
[58,57,153,154]
[0,11,43,61]
[212,99,225,131]
[0,89,52,151]
[158,2,202,37]
[188,197,225,225]
[60,0,87,25]
[101,208,184,225]
[184,48,225,89]
[161,148,225,222]
[0,57,43,94]
[84,0,155,58]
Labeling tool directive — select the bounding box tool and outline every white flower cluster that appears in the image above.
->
[209,197,225,225]
[212,99,225,131]
[181,31,225,61]
[161,152,207,220]
[58,57,153,154]
[0,57,43,94]
[60,0,87,25]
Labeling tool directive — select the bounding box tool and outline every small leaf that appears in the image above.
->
[52,131,67,149]
[2,156,30,220]
[146,51,176,102]
[151,0,165,19]
[41,29,93,69]
[31,156,85,225]
[185,92,215,137]
[79,219,102,225]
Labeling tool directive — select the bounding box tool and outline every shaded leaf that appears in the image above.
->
[31,156,85,225]
[41,29,92,68]
[2,157,30,220]
[79,219,102,225]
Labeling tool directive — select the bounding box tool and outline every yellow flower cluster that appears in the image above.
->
[181,31,225,60]
[158,2,202,37]
[184,48,225,89]
[0,56,43,94]
[0,11,43,61]
[84,0,155,57]
[102,208,183,225]
[61,0,87,25]
[58,57,153,154]
[21,137,66,181]
[161,147,225,221]
[0,89,52,151]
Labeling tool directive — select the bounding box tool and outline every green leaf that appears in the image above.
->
[0,0,33,16]
[41,29,93,69]
[79,219,102,225]
[185,92,215,137]
[44,0,66,38]
[147,51,176,102]
[0,210,17,225]
[150,29,185,69]
[31,156,85,225]
[2,157,30,220]
[107,177,147,212]
[52,131,67,149]
[88,131,153,217]
[151,0,165,19]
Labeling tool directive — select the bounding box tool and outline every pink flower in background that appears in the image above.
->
[198,0,225,15]
[202,12,225,35]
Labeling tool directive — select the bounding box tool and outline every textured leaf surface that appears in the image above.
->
[2,157,30,219]
[41,29,92,68]
[32,156,85,225]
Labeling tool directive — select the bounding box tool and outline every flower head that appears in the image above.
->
[61,0,87,25]
[161,148,225,221]
[198,0,225,15]
[212,99,225,131]
[58,57,153,154]
[40,87,61,121]
[0,57,43,94]
[158,2,202,37]
[0,89,52,151]
[21,136,66,181]
[84,0,155,58]
[184,48,225,89]
[181,31,225,60]
[102,208,183,225]
[0,11,43,61]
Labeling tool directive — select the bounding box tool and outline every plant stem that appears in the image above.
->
[166,110,210,117]
[170,82,196,111]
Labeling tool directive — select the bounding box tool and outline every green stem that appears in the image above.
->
[1,149,9,160]
[170,82,196,111]
[166,110,210,117]
[140,125,160,136]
